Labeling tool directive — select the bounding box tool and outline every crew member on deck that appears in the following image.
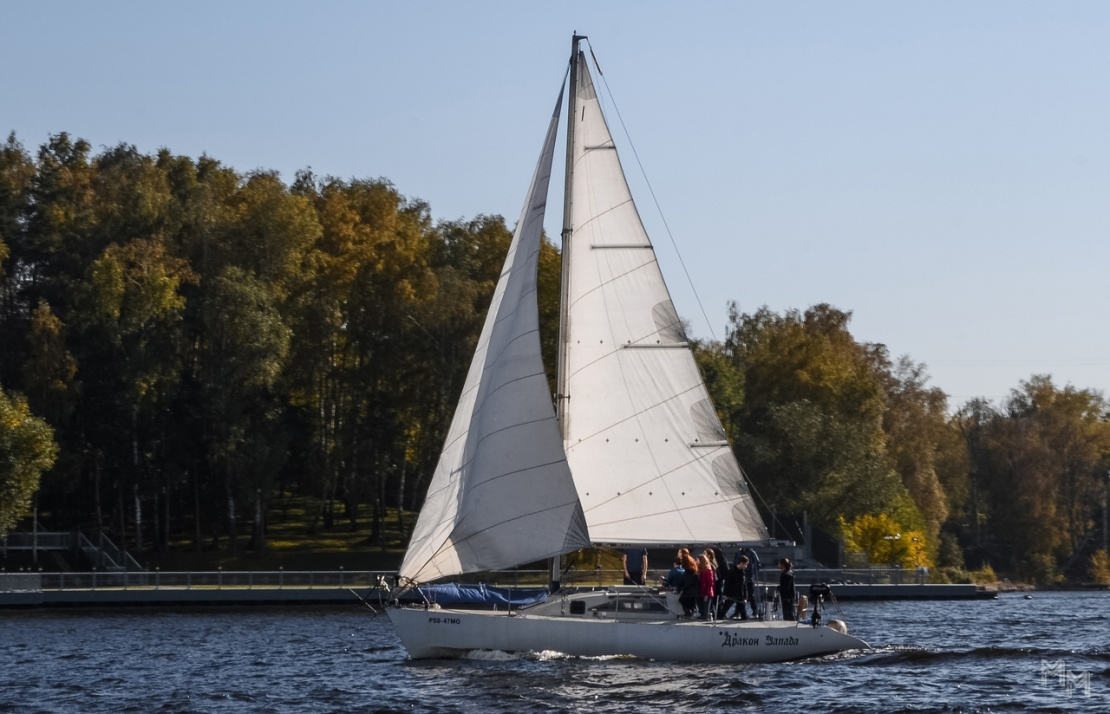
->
[623,547,648,585]
[697,554,715,620]
[740,546,761,617]
[679,553,700,617]
[663,558,685,591]
[778,558,796,621]
[719,555,750,619]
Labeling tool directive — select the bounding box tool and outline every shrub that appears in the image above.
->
[1089,550,1110,585]
[933,566,971,584]
[1017,555,1059,585]
[968,564,997,584]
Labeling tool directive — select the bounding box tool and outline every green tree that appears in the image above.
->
[21,302,78,431]
[723,303,918,533]
[0,135,39,388]
[0,133,35,298]
[83,237,196,549]
[871,351,951,559]
[24,133,98,318]
[948,398,996,566]
[199,266,291,551]
[694,338,745,439]
[0,388,57,537]
[984,376,1110,581]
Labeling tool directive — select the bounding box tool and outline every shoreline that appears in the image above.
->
[0,577,1013,610]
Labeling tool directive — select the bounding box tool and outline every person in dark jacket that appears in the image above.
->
[740,546,761,617]
[778,558,795,621]
[717,555,750,619]
[663,558,685,591]
[622,547,648,585]
[711,546,728,599]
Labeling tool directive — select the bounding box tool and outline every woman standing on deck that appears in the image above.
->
[679,552,700,617]
[697,554,715,620]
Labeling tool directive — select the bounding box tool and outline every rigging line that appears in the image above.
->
[585,38,719,342]
[735,463,785,542]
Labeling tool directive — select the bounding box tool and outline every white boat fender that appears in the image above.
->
[827,619,848,635]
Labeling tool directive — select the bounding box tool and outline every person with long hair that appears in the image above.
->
[697,554,715,620]
[678,551,699,617]
[703,548,723,616]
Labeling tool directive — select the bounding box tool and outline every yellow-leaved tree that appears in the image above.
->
[841,512,931,569]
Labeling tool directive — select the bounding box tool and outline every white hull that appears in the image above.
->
[387,604,868,664]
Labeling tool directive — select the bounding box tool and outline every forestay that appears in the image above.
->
[398,87,590,584]
[561,53,768,545]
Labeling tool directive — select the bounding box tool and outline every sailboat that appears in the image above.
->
[387,35,869,663]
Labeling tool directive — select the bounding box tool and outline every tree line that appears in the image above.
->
[1,132,1108,582]
[0,132,528,554]
[699,306,1110,582]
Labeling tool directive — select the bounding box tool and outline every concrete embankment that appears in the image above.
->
[827,583,995,600]
[1,571,995,608]
[0,570,387,609]
[0,587,376,608]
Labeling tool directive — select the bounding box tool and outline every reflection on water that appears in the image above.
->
[1,592,1106,712]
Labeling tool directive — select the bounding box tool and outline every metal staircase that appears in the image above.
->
[2,531,144,571]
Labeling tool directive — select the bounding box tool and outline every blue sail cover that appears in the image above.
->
[397,583,548,607]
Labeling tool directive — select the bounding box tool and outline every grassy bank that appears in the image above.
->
[0,494,410,573]
[140,494,410,572]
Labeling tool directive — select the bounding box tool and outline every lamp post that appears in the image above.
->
[883,533,901,584]
[883,533,901,567]
[911,536,925,583]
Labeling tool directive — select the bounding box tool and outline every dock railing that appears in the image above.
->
[1,570,393,592]
[1,566,928,594]
[453,566,929,588]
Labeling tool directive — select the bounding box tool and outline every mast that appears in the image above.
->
[556,33,584,439]
[550,33,584,593]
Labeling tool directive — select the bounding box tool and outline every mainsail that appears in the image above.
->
[397,87,590,584]
[560,53,769,545]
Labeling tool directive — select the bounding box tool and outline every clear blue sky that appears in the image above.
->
[4,2,1108,406]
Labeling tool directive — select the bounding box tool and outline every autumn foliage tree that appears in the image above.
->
[0,388,57,537]
[717,304,922,535]
[2,130,1108,582]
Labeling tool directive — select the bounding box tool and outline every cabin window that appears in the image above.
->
[590,598,671,614]
[569,601,586,615]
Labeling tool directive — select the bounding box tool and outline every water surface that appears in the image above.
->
[1,591,1107,712]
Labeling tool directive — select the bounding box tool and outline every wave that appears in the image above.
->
[464,649,523,662]
[460,648,637,663]
[858,644,1110,666]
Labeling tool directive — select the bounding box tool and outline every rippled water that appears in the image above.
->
[1,591,1107,712]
